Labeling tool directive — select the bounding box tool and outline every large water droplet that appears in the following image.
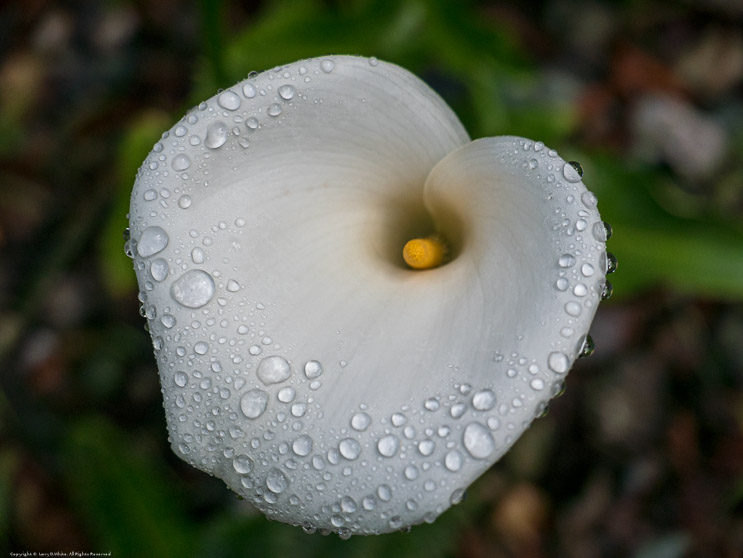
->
[463,422,495,459]
[217,90,241,111]
[150,258,169,281]
[242,83,257,98]
[171,270,215,308]
[137,226,169,257]
[558,254,576,268]
[205,121,228,149]
[257,356,291,385]
[240,388,268,419]
[320,59,335,73]
[377,435,399,458]
[267,103,282,117]
[563,161,583,182]
[174,371,188,387]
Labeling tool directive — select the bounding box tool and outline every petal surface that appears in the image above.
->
[128,56,606,535]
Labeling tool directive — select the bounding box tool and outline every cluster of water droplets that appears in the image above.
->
[125,57,611,536]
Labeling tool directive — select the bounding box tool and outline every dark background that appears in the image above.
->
[1,0,742,556]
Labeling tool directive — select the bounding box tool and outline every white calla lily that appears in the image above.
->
[128,55,608,535]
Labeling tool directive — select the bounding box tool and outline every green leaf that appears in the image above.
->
[63,417,195,558]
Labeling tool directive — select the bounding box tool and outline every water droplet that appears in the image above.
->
[278,84,295,100]
[340,496,357,513]
[404,465,419,480]
[242,83,257,98]
[174,371,188,387]
[171,269,215,308]
[565,301,582,316]
[533,141,544,151]
[592,221,611,242]
[418,439,435,456]
[194,341,209,355]
[292,434,313,456]
[377,484,392,501]
[233,454,253,474]
[424,398,440,411]
[160,313,176,328]
[472,389,496,411]
[605,252,618,274]
[581,263,595,277]
[178,195,192,209]
[320,59,335,73]
[266,468,288,493]
[217,90,241,111]
[548,351,569,373]
[528,158,539,169]
[257,356,291,385]
[573,283,588,297]
[444,450,463,472]
[463,422,495,459]
[339,438,361,460]
[351,412,371,431]
[245,117,259,130]
[391,413,406,426]
[558,254,576,268]
[226,279,240,292]
[578,335,595,358]
[277,386,295,403]
[137,226,169,257]
[240,388,268,419]
[267,103,282,117]
[304,360,322,379]
[581,191,598,208]
[600,280,614,300]
[205,121,228,149]
[530,378,545,390]
[150,258,169,281]
[369,57,378,66]
[450,403,466,418]
[362,496,376,510]
[171,154,191,171]
[563,161,583,182]
[377,435,399,457]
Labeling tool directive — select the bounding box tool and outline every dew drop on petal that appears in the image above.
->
[563,162,583,182]
[277,386,295,403]
[581,263,595,277]
[558,254,576,268]
[463,422,495,459]
[581,191,598,208]
[171,154,191,171]
[171,270,215,308]
[205,121,228,149]
[304,360,322,379]
[418,439,435,456]
[257,356,291,385]
[548,351,569,373]
[377,484,392,501]
[320,59,335,73]
[266,468,288,493]
[278,84,295,100]
[233,454,253,474]
[565,301,583,317]
[137,226,169,257]
[339,438,361,460]
[178,195,192,209]
[351,412,371,431]
[150,258,169,281]
[267,103,282,117]
[174,371,188,387]
[292,435,313,456]
[377,435,399,458]
[242,83,257,98]
[444,450,463,472]
[472,389,496,411]
[240,388,268,419]
[217,90,241,111]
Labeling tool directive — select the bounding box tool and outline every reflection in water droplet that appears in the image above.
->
[171,269,215,308]
[563,161,583,182]
[240,388,268,419]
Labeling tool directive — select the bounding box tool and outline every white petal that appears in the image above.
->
[128,56,606,536]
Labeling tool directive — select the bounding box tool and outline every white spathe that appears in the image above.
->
[128,55,607,535]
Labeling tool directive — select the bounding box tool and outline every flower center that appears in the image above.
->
[402,235,447,270]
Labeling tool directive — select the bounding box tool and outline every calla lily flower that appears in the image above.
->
[127,55,609,536]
